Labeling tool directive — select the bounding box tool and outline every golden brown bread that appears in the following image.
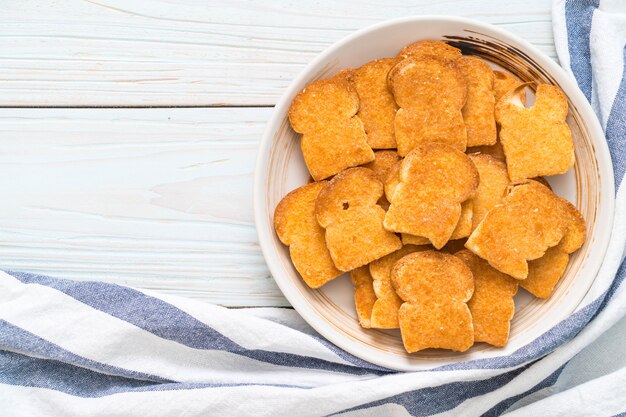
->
[384,144,479,249]
[364,150,401,182]
[468,153,510,231]
[457,56,497,147]
[397,40,462,63]
[365,150,402,209]
[386,158,473,245]
[383,160,402,204]
[316,168,402,271]
[493,70,526,103]
[353,58,399,149]
[520,199,586,297]
[388,57,467,156]
[274,182,342,288]
[391,251,474,352]
[466,181,585,279]
[289,77,374,180]
[350,266,378,328]
[333,68,356,83]
[521,246,570,298]
[496,83,574,181]
[401,201,474,245]
[467,142,506,161]
[456,249,518,347]
[368,244,428,329]
[467,71,524,163]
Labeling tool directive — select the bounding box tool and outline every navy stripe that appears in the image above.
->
[0,350,305,398]
[335,365,530,416]
[7,271,390,376]
[337,363,566,416]
[481,365,566,417]
[0,350,155,397]
[604,45,626,186]
[0,320,171,383]
[565,0,600,101]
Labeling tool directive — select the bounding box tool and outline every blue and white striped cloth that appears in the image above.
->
[1,2,625,416]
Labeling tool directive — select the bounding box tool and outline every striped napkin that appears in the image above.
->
[1,1,625,416]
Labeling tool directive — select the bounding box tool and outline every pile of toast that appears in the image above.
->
[274,41,585,353]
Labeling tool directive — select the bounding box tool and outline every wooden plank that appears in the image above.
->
[1,0,555,106]
[0,107,290,306]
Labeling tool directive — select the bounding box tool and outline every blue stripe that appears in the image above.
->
[7,258,626,377]
[565,0,600,101]
[0,350,305,398]
[7,271,390,375]
[335,365,529,416]
[604,45,626,186]
[481,364,566,417]
[0,350,155,397]
[596,258,626,313]
[337,363,566,416]
[0,320,171,383]
[336,263,626,415]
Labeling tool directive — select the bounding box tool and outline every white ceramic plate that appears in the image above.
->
[254,16,615,371]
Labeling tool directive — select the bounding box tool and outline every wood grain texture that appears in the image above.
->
[1,1,557,306]
[2,0,555,106]
[0,108,289,306]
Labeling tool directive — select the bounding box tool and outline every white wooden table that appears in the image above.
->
[0,0,555,307]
